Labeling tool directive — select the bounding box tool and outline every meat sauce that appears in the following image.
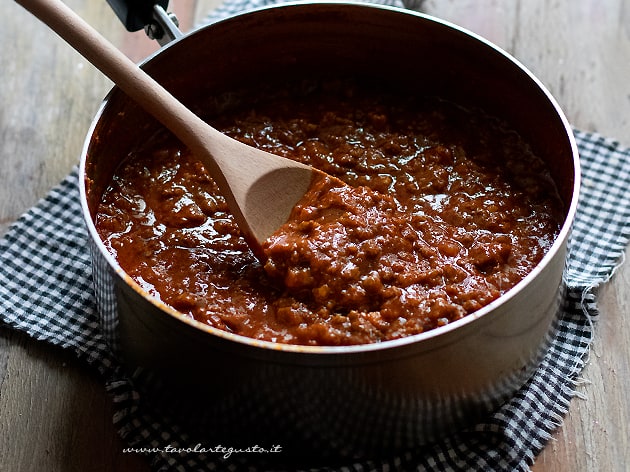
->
[95,84,563,345]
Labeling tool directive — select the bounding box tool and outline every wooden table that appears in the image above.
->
[1,1,628,470]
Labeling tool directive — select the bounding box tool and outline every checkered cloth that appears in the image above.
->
[1,5,630,470]
[1,125,628,471]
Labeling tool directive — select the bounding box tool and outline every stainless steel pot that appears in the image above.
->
[80,1,580,462]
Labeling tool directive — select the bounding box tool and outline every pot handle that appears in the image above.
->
[106,0,182,45]
[106,0,166,31]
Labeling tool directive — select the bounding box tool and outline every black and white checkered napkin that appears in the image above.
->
[1,6,630,471]
[1,125,628,471]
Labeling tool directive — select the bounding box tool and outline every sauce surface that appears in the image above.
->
[96,84,563,345]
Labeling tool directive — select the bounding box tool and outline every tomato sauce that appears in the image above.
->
[95,83,563,345]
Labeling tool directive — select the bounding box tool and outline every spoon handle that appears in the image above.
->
[16,0,316,252]
[15,0,215,164]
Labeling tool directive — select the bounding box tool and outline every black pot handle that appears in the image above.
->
[106,0,169,32]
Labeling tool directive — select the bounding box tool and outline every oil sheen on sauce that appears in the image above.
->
[95,84,563,346]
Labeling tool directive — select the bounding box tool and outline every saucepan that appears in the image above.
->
[80,0,580,463]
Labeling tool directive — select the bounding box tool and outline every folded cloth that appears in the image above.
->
[1,118,628,472]
[0,5,629,467]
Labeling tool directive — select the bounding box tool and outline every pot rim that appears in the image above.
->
[79,1,581,356]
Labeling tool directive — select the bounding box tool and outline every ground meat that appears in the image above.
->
[95,83,563,345]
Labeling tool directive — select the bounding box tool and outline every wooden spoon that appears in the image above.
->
[16,0,316,258]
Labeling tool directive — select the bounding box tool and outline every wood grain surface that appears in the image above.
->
[1,1,628,470]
